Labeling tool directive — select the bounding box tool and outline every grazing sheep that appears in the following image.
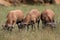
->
[20,9,41,31]
[2,10,24,31]
[41,9,56,29]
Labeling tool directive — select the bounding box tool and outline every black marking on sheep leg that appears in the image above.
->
[33,23,36,30]
[42,21,46,29]
[31,21,35,31]
[37,20,40,30]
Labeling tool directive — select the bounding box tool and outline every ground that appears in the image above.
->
[0,4,60,40]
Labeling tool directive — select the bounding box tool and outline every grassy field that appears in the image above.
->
[0,4,60,40]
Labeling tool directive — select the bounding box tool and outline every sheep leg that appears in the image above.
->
[7,26,13,32]
[18,24,21,32]
[19,29,21,32]
[31,24,34,30]
[9,26,13,31]
[31,21,35,31]
[27,25,29,31]
[37,20,40,30]
[42,21,46,29]
[53,20,56,28]
[33,23,36,31]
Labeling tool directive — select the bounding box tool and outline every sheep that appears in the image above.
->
[41,9,56,29]
[20,9,41,31]
[2,10,24,31]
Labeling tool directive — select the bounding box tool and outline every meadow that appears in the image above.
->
[0,4,60,40]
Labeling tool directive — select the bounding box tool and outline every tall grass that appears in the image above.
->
[0,4,60,40]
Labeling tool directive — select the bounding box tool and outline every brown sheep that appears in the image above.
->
[41,9,56,29]
[20,9,41,31]
[2,10,24,31]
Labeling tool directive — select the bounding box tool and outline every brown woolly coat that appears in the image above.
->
[41,9,55,23]
[6,10,24,27]
[23,9,40,25]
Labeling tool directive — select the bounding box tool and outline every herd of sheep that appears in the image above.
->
[2,9,56,32]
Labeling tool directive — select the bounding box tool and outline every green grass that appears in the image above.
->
[0,4,60,40]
